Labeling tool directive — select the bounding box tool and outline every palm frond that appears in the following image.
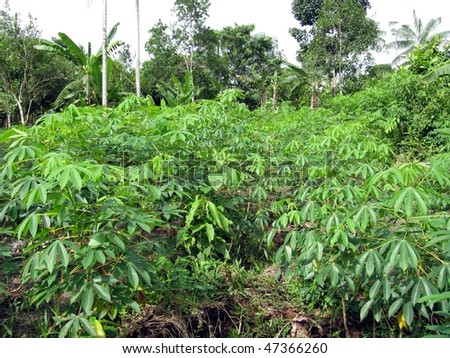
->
[413,10,423,36]
[420,17,442,43]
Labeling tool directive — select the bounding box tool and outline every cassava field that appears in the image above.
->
[1,83,449,337]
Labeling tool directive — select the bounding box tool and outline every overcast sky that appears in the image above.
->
[6,0,450,65]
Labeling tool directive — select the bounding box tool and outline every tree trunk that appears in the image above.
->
[135,0,141,96]
[102,0,108,107]
[6,112,11,128]
[310,84,318,109]
[12,93,26,125]
[18,103,25,125]
[330,73,338,97]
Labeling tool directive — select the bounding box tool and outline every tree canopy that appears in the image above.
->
[291,0,371,26]
[291,0,380,95]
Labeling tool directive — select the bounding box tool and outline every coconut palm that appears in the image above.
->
[389,10,450,66]
[86,0,108,106]
[101,0,108,106]
[135,0,141,96]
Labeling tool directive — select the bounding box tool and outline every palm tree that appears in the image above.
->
[135,0,141,96]
[101,0,108,106]
[389,10,450,65]
[87,0,108,106]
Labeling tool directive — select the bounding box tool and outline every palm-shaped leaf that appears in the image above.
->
[389,11,450,65]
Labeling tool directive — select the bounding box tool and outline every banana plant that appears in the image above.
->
[157,71,197,106]
[34,23,123,107]
[423,62,450,82]
[280,61,320,108]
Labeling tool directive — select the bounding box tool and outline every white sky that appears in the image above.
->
[6,0,450,65]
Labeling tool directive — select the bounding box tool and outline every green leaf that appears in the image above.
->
[58,241,69,268]
[389,241,402,268]
[45,243,58,273]
[373,301,382,323]
[135,267,151,286]
[59,318,75,338]
[369,280,381,300]
[82,250,95,269]
[127,264,139,289]
[185,196,201,227]
[59,167,70,189]
[398,240,419,271]
[95,250,106,265]
[93,283,111,302]
[29,214,39,238]
[383,277,392,301]
[207,201,221,228]
[360,300,373,321]
[423,63,450,82]
[111,234,126,251]
[82,286,94,313]
[89,232,105,248]
[205,223,214,242]
[425,231,450,247]
[137,221,152,234]
[418,291,450,304]
[393,187,428,218]
[93,276,119,284]
[316,242,323,261]
[284,245,293,262]
[79,317,97,337]
[411,282,421,305]
[366,251,375,276]
[388,298,404,318]
[403,302,414,327]
[127,300,141,314]
[436,128,450,136]
[330,264,339,287]
[266,229,275,247]
[57,32,87,66]
[25,186,39,210]
[345,276,355,292]
[70,167,83,191]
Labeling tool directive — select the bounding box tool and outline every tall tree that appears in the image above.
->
[101,0,108,106]
[389,10,450,65]
[142,20,184,101]
[0,6,68,125]
[217,24,283,108]
[291,0,370,26]
[291,0,379,98]
[142,0,218,102]
[172,0,210,73]
[86,0,108,106]
[135,0,141,96]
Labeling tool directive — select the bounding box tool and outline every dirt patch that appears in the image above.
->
[120,268,362,338]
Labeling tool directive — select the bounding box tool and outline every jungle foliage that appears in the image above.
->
[0,0,449,339]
